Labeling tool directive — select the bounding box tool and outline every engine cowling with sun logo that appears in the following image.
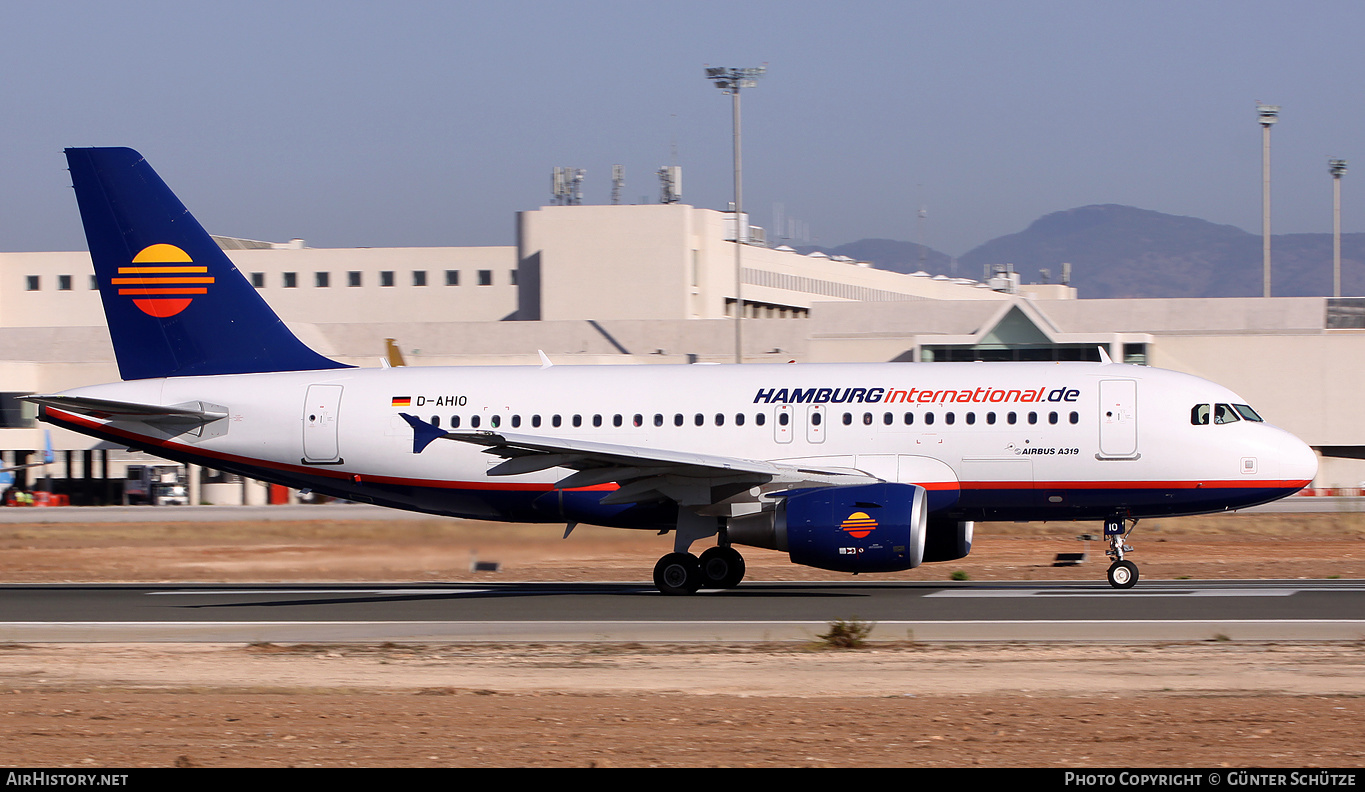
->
[730,482,928,573]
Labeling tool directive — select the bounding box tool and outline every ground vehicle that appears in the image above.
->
[124,464,188,506]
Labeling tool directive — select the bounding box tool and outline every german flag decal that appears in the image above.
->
[114,244,214,318]
[839,511,879,539]
[391,396,412,407]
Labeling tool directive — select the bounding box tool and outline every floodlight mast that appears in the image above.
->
[1258,103,1279,298]
[706,65,765,364]
[1332,159,1348,298]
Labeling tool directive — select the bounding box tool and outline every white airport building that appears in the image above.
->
[3,200,1363,504]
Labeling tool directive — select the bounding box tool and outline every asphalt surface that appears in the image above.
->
[1,579,1361,642]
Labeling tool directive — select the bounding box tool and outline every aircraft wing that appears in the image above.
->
[399,413,877,507]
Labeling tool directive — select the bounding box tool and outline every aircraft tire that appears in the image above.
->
[654,552,703,595]
[1107,559,1139,589]
[699,546,746,589]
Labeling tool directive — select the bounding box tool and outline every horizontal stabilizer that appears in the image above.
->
[24,395,227,425]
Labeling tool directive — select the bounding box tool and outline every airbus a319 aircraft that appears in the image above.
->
[28,148,1318,594]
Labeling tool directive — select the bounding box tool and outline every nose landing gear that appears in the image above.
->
[1104,515,1139,589]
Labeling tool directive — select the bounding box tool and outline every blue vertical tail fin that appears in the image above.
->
[65,147,350,380]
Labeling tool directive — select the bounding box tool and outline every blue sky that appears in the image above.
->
[2,1,1362,256]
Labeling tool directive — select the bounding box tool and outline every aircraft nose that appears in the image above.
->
[1282,433,1318,488]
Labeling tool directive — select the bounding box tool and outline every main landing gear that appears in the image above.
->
[1103,515,1139,589]
[653,546,746,595]
[652,513,747,595]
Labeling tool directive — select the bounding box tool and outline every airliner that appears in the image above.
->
[27,148,1318,594]
[0,431,54,494]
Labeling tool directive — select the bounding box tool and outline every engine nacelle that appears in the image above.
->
[923,517,973,563]
[729,482,927,573]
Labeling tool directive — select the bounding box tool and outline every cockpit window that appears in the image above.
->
[1214,403,1240,424]
[1233,404,1264,422]
[1191,404,1211,425]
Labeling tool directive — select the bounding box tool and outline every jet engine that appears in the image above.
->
[728,482,927,573]
[923,517,974,563]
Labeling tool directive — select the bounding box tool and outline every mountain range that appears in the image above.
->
[801,205,1365,299]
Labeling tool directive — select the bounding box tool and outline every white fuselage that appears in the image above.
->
[43,360,1317,528]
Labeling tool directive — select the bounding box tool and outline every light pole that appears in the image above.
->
[1258,103,1279,298]
[1332,159,1348,298]
[706,65,765,364]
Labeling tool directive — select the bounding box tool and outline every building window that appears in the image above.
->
[283,272,298,288]
[348,271,362,287]
[381,271,395,287]
[412,270,427,287]
[315,272,330,288]
[25,276,38,291]
[445,270,459,286]
[251,273,265,288]
[57,275,72,291]
[509,269,518,286]
[478,270,492,286]
[90,275,99,290]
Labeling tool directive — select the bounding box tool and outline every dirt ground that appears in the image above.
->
[0,509,1362,768]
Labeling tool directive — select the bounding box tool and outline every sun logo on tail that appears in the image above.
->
[839,511,878,539]
[112,244,214,317]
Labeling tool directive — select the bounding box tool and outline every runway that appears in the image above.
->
[2,579,1361,643]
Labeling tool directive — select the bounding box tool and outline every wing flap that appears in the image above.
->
[397,414,881,508]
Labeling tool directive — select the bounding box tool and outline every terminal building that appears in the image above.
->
[3,199,1363,504]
